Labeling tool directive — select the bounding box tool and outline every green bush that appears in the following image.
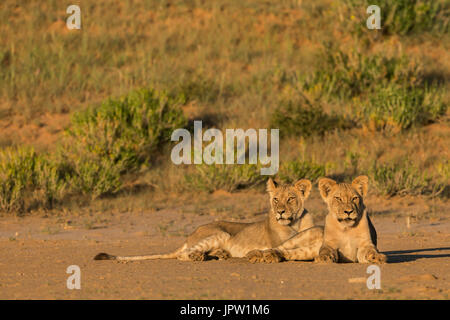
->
[0,147,36,212]
[33,156,68,209]
[432,160,450,198]
[0,147,67,213]
[362,84,446,131]
[1,88,189,212]
[68,88,186,172]
[278,160,327,184]
[61,151,124,199]
[303,47,422,100]
[63,88,187,198]
[368,160,429,196]
[171,76,222,104]
[184,163,266,193]
[271,99,352,138]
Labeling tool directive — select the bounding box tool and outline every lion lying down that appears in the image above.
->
[94,178,324,263]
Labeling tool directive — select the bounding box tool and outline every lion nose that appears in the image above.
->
[344,209,354,215]
[277,209,286,215]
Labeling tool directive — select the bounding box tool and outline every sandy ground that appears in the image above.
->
[0,192,449,300]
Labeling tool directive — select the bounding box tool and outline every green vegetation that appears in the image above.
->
[369,159,429,196]
[343,0,450,36]
[368,158,449,197]
[0,88,187,213]
[278,160,328,184]
[184,163,265,193]
[303,47,422,100]
[271,98,353,138]
[0,147,66,213]
[0,0,448,214]
[362,84,446,131]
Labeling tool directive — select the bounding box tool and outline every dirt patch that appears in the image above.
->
[0,113,70,150]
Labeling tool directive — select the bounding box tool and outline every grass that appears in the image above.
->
[0,147,67,213]
[184,163,266,193]
[0,88,187,213]
[0,0,448,214]
[369,159,431,196]
[342,0,450,36]
[278,160,328,184]
[271,97,354,138]
[361,84,446,132]
[302,46,423,101]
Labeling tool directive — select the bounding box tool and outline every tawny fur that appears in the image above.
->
[94,178,323,263]
[315,175,387,264]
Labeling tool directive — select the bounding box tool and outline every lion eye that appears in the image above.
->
[352,196,359,202]
[335,196,342,202]
[288,197,296,202]
[273,198,278,203]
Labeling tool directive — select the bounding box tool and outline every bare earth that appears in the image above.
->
[1,191,449,300]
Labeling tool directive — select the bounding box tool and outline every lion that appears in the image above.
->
[94,178,323,263]
[315,175,387,264]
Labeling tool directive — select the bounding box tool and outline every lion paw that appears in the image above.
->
[209,249,231,260]
[315,254,334,263]
[246,250,265,263]
[262,249,284,263]
[188,251,206,261]
[366,249,387,264]
[315,246,338,263]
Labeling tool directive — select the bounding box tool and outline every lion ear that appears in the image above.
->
[294,179,312,199]
[318,177,337,201]
[266,178,278,194]
[352,175,369,197]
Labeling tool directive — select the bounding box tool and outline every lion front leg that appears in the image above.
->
[315,244,339,263]
[357,245,387,264]
[277,226,323,261]
[277,227,323,260]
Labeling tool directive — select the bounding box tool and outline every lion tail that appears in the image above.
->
[94,244,187,261]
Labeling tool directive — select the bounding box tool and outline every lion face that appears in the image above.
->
[318,176,368,228]
[266,178,312,226]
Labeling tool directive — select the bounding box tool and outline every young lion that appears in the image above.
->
[315,175,387,264]
[94,178,323,263]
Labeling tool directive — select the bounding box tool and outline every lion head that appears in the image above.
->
[318,176,368,227]
[266,178,312,226]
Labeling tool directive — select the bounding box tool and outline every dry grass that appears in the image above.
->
[0,0,448,215]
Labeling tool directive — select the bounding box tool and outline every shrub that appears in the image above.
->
[68,88,187,172]
[361,84,446,131]
[184,163,266,193]
[277,160,327,184]
[431,160,450,198]
[0,147,36,212]
[65,155,123,199]
[271,99,352,138]
[0,147,67,213]
[368,160,429,196]
[63,88,187,197]
[303,46,422,100]
[171,76,222,104]
[33,156,68,208]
